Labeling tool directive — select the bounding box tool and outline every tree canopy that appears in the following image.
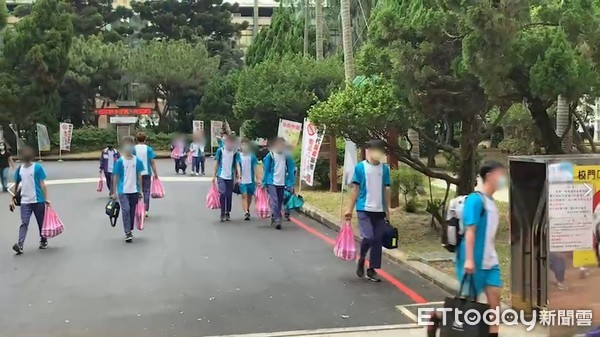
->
[126,40,220,130]
[0,0,73,130]
[234,54,344,139]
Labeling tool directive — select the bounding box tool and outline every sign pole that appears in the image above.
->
[58,149,63,162]
[38,148,42,162]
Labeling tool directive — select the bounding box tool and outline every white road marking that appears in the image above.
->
[396,305,418,322]
[203,324,420,337]
[395,301,445,323]
[44,176,212,185]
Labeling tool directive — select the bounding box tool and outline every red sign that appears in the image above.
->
[96,108,152,116]
[307,123,316,136]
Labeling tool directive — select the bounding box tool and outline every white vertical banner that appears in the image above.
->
[341,140,358,188]
[210,120,224,148]
[299,118,326,186]
[36,123,51,152]
[59,123,73,151]
[277,118,303,147]
[192,120,204,134]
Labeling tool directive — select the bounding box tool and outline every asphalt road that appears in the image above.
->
[0,159,447,337]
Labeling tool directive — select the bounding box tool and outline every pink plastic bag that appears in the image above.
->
[151,177,165,199]
[41,205,65,239]
[97,174,104,192]
[170,148,182,159]
[254,187,270,218]
[333,221,357,261]
[135,201,145,230]
[206,183,220,209]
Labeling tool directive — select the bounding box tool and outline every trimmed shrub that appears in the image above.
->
[498,138,529,155]
[396,168,423,213]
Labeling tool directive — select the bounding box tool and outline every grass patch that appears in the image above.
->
[300,186,512,300]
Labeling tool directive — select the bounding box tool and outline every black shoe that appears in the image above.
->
[275,222,282,230]
[244,212,250,221]
[12,243,23,255]
[356,258,365,278]
[225,213,231,221]
[39,241,48,249]
[220,214,226,222]
[125,232,133,243]
[366,268,382,282]
[284,213,291,221]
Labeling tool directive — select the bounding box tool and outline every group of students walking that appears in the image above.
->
[212,135,295,229]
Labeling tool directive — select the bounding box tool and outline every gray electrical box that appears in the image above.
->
[509,154,600,337]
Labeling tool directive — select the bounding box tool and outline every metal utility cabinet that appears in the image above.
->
[509,154,600,337]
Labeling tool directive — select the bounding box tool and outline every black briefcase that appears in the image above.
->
[382,221,398,249]
[440,275,490,337]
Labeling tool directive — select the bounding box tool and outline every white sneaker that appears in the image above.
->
[194,172,199,176]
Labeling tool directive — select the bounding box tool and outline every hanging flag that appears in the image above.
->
[210,120,224,148]
[299,118,326,186]
[341,140,358,188]
[277,118,303,147]
[59,123,74,152]
[36,123,51,152]
[192,120,204,134]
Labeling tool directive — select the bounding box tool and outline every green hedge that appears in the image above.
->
[51,127,176,153]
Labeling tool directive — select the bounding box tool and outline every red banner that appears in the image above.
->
[96,108,152,115]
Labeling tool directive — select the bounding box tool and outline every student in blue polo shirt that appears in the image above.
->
[427,160,506,337]
[344,140,391,282]
[212,135,240,222]
[11,146,49,254]
[133,132,159,217]
[457,160,505,337]
[237,138,259,221]
[262,137,295,230]
[112,137,144,243]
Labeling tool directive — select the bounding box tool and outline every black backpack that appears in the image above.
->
[105,199,120,227]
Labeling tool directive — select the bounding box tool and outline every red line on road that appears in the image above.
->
[290,217,428,304]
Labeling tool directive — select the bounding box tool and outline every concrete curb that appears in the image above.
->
[300,204,460,295]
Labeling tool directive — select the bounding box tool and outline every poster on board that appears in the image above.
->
[210,120,224,148]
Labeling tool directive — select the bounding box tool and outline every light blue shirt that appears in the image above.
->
[133,144,156,176]
[457,192,499,270]
[14,163,46,204]
[351,160,391,212]
[113,156,144,194]
[262,152,295,187]
[237,153,258,184]
[215,148,239,180]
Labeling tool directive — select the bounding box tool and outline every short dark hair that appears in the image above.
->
[241,137,250,144]
[479,160,505,181]
[365,139,386,151]
[275,137,286,143]
[122,136,135,145]
[135,132,147,143]
[226,134,236,142]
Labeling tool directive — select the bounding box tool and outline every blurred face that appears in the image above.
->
[21,148,35,162]
[0,142,5,151]
[485,167,508,192]
[273,140,285,154]
[241,142,250,153]
[225,139,235,150]
[121,142,135,155]
[368,148,385,162]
